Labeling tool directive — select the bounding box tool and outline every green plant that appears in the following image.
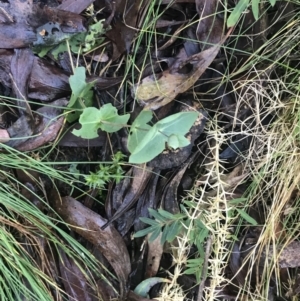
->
[73,103,199,164]
[66,67,199,164]
[0,147,116,300]
[72,103,130,137]
[133,206,209,282]
[34,19,107,58]
[134,208,186,243]
[227,0,277,27]
[127,110,198,163]
[85,151,126,189]
[134,196,258,283]
[66,66,96,122]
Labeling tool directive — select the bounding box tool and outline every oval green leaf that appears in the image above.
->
[134,278,171,297]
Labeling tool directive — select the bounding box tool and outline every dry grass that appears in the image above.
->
[158,11,300,300]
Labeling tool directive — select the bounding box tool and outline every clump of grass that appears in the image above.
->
[0,145,115,300]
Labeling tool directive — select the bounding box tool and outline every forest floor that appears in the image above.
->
[0,0,300,300]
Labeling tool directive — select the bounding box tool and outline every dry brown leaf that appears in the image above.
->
[256,241,300,269]
[58,248,94,301]
[196,0,224,48]
[132,36,227,110]
[145,233,163,278]
[6,99,67,151]
[103,166,153,230]
[0,1,86,48]
[0,130,10,143]
[52,196,131,299]
[58,0,95,13]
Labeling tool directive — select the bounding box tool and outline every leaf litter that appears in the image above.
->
[0,0,300,300]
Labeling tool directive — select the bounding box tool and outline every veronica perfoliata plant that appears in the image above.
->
[73,106,198,164]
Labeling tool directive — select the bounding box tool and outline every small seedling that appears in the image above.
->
[85,152,126,189]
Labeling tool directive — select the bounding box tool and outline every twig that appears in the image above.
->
[197,235,212,301]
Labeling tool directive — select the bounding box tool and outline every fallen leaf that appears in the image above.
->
[0,1,87,48]
[145,233,163,278]
[132,33,229,110]
[58,248,94,301]
[52,196,131,299]
[103,166,153,230]
[58,0,95,13]
[196,0,224,48]
[6,98,68,151]
[0,130,10,143]
[29,56,71,101]
[105,0,142,60]
[162,154,196,214]
[0,51,122,102]
[0,0,35,48]
[10,48,35,118]
[245,241,300,269]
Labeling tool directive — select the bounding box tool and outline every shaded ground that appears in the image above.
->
[1,0,300,300]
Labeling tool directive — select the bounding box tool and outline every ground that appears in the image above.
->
[0,0,300,300]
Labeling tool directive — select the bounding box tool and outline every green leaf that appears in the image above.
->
[51,20,106,59]
[149,227,162,242]
[197,244,205,258]
[252,0,259,20]
[127,110,153,153]
[166,220,182,242]
[195,228,209,251]
[185,258,204,283]
[184,267,199,275]
[72,104,130,138]
[194,218,207,230]
[69,163,80,179]
[133,225,159,238]
[72,107,102,139]
[268,0,276,6]
[33,44,54,57]
[66,67,95,122]
[129,111,198,163]
[69,67,90,104]
[186,258,204,267]
[51,32,86,59]
[167,134,190,149]
[167,134,179,149]
[183,201,196,209]
[139,217,158,226]
[161,224,169,244]
[97,104,130,133]
[227,0,250,27]
[156,112,199,136]
[199,228,209,243]
[228,197,247,205]
[83,20,105,52]
[129,126,166,163]
[227,208,234,219]
[134,277,170,298]
[236,208,258,225]
[148,208,168,223]
[157,209,177,220]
